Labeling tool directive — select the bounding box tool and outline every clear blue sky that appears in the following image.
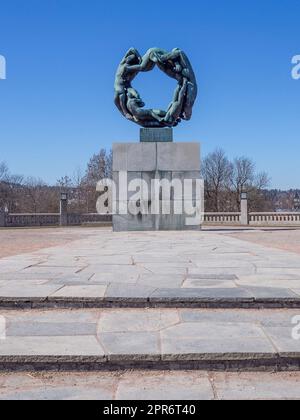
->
[0,0,299,189]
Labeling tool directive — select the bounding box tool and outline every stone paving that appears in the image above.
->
[1,228,300,306]
[0,308,299,369]
[0,371,300,400]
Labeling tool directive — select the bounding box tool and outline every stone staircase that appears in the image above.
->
[1,307,300,372]
[0,229,300,373]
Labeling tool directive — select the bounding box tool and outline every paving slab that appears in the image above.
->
[6,321,97,337]
[105,284,157,301]
[0,284,62,299]
[98,309,180,332]
[100,331,160,361]
[180,308,299,326]
[0,335,105,357]
[137,274,184,289]
[183,279,237,288]
[161,322,275,360]
[50,285,107,299]
[263,326,300,355]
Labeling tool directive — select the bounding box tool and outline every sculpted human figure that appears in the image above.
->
[126,89,166,127]
[134,48,168,72]
[114,48,142,119]
[164,78,188,126]
[154,48,198,120]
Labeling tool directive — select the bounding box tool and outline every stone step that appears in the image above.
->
[1,288,300,310]
[0,308,300,371]
[0,282,300,309]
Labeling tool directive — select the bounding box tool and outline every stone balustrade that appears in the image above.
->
[204,212,241,224]
[249,212,300,226]
[1,212,300,228]
[5,213,60,227]
[203,212,300,226]
[1,213,112,228]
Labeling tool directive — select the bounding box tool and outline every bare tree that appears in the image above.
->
[202,149,232,211]
[202,151,272,212]
[0,162,23,211]
[0,162,10,210]
[22,177,48,213]
[82,149,112,212]
[255,171,270,190]
[230,157,255,207]
[56,175,73,189]
[71,167,88,213]
[84,149,112,185]
[0,162,9,181]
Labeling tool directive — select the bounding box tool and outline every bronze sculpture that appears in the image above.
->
[114,48,198,128]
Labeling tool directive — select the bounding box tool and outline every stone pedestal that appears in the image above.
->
[60,197,68,227]
[112,142,203,232]
[240,196,249,225]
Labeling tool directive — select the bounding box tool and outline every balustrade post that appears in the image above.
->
[60,193,68,226]
[240,192,249,225]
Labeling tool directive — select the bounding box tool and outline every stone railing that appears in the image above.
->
[1,213,112,228]
[78,213,112,225]
[1,211,300,228]
[4,213,60,227]
[249,212,300,226]
[204,212,241,225]
[204,212,300,226]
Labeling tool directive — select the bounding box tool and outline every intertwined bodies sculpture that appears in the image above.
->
[114,48,198,128]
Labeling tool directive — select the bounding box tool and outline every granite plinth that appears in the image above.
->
[112,142,202,231]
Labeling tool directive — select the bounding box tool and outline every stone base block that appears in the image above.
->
[112,201,202,232]
[112,141,202,231]
[113,143,200,172]
[113,214,156,232]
